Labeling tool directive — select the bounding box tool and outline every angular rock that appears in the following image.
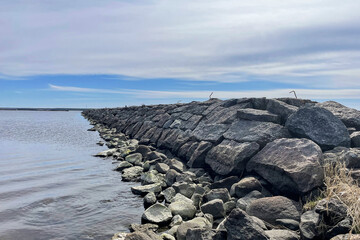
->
[246,196,300,225]
[330,234,360,240]
[142,203,172,224]
[237,108,281,124]
[236,190,265,211]
[299,211,320,240]
[266,99,298,123]
[169,214,183,227]
[115,161,133,171]
[203,188,231,203]
[323,147,360,168]
[168,159,185,173]
[265,229,300,240]
[209,176,239,191]
[172,182,196,198]
[205,140,259,175]
[162,187,176,203]
[176,217,213,240]
[326,217,352,239]
[247,138,324,195]
[131,183,162,196]
[224,120,290,147]
[165,169,181,186]
[351,131,360,147]
[122,166,144,182]
[126,153,143,165]
[314,198,348,226]
[187,141,213,168]
[171,193,194,205]
[154,163,169,174]
[123,230,162,240]
[141,171,161,185]
[201,199,225,219]
[192,123,229,143]
[168,201,197,220]
[129,223,158,233]
[285,106,351,150]
[317,101,360,130]
[231,177,262,198]
[144,192,157,208]
[224,208,269,240]
[275,219,299,231]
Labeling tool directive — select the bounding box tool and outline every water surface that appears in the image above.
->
[0,111,143,240]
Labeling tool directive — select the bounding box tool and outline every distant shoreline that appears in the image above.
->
[0,108,90,111]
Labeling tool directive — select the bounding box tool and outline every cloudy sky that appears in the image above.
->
[1,0,360,108]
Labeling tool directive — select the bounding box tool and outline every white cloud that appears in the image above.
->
[49,84,360,100]
[1,0,360,88]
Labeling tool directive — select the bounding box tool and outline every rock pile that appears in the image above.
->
[82,97,360,240]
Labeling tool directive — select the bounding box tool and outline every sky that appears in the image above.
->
[1,0,360,109]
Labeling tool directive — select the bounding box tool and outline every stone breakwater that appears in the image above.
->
[82,98,360,240]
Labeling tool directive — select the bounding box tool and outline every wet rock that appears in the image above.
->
[205,139,259,175]
[351,131,360,147]
[203,188,231,203]
[176,217,213,240]
[246,196,300,225]
[265,229,300,240]
[123,231,162,240]
[224,208,269,240]
[286,106,350,150]
[230,177,262,198]
[317,101,360,130]
[237,108,281,124]
[142,203,172,224]
[131,183,162,196]
[299,210,320,240]
[122,166,144,182]
[223,120,290,148]
[168,201,197,220]
[201,199,225,219]
[247,138,324,195]
[95,148,117,157]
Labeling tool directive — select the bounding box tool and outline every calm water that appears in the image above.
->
[0,111,143,240]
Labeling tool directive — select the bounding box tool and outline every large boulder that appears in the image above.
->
[223,120,291,148]
[285,106,351,150]
[122,166,144,182]
[176,217,213,240]
[247,138,324,195]
[317,101,360,130]
[187,141,213,168]
[299,211,321,240]
[205,140,259,175]
[246,196,300,225]
[168,201,196,220]
[131,183,162,196]
[201,199,226,219]
[224,208,269,240]
[142,203,172,224]
[266,99,298,123]
[192,123,229,143]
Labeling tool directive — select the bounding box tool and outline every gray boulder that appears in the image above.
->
[236,190,265,211]
[323,147,360,168]
[224,208,269,240]
[209,176,239,191]
[192,123,229,143]
[247,138,324,195]
[168,201,196,220]
[299,211,320,240]
[122,166,144,182]
[144,192,157,208]
[131,183,162,196]
[223,120,291,147]
[230,177,262,198]
[237,108,281,124]
[115,161,133,171]
[176,217,213,240]
[187,141,213,168]
[126,153,143,165]
[203,188,231,203]
[351,131,360,147]
[205,140,259,175]
[314,198,348,226]
[201,199,226,219]
[265,229,300,240]
[285,106,350,150]
[246,196,300,225]
[317,101,360,130]
[162,187,176,203]
[155,163,169,174]
[172,182,196,198]
[266,99,298,123]
[165,169,181,186]
[142,203,172,224]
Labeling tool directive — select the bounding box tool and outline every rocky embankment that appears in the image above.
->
[82,98,360,240]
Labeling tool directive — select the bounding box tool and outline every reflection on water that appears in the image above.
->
[0,111,143,240]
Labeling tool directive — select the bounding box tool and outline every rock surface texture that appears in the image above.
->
[82,97,360,240]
